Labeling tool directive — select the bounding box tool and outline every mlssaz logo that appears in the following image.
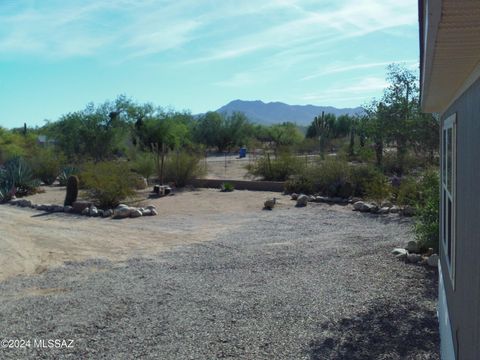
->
[34,339,74,349]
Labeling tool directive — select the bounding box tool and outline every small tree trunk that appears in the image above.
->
[397,137,407,175]
[375,140,384,167]
[160,143,166,185]
[349,128,355,156]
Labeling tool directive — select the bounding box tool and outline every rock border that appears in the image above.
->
[4,198,157,219]
[392,240,438,268]
[288,193,414,216]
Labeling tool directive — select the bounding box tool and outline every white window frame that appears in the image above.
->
[442,113,456,287]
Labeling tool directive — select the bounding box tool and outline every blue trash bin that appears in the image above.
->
[239,148,247,158]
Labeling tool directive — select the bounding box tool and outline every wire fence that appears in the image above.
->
[200,151,322,180]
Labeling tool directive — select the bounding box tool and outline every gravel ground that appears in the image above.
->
[0,204,439,359]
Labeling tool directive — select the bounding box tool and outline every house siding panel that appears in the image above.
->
[441,75,480,359]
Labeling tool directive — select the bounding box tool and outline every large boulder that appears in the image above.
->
[296,194,308,207]
[72,201,92,214]
[353,201,370,212]
[392,248,408,260]
[264,198,276,210]
[407,253,422,264]
[427,254,439,267]
[389,205,400,214]
[291,193,298,200]
[141,208,152,216]
[406,240,419,253]
[14,199,32,207]
[102,209,113,218]
[130,209,143,218]
[378,207,390,215]
[89,206,99,217]
[113,206,132,219]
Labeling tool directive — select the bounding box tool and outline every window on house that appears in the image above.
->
[442,114,456,283]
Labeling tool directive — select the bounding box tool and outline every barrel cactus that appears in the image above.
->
[64,175,79,206]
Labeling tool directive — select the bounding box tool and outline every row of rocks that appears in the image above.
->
[6,198,157,219]
[289,193,416,216]
[392,240,438,267]
[290,193,351,205]
[9,198,33,208]
[112,204,158,219]
[352,201,415,216]
[392,248,439,267]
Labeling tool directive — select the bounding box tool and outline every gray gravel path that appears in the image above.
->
[0,204,439,359]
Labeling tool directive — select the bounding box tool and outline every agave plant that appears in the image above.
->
[58,166,79,186]
[1,157,40,198]
[0,167,14,202]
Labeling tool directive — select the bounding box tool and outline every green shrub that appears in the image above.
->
[284,175,314,194]
[132,152,156,180]
[220,182,235,192]
[80,161,135,208]
[58,166,79,186]
[29,148,65,185]
[247,153,304,181]
[365,174,392,204]
[357,146,375,162]
[350,164,386,197]
[414,169,439,252]
[396,177,421,206]
[163,151,204,187]
[0,157,40,199]
[307,157,351,197]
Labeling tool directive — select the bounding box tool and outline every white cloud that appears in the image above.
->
[0,0,418,65]
[301,59,418,80]
[300,76,389,103]
[189,0,417,63]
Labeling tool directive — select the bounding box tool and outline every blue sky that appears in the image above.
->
[0,0,419,128]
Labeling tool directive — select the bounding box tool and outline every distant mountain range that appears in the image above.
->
[214,100,364,126]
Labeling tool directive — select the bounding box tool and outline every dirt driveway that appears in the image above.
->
[0,188,286,281]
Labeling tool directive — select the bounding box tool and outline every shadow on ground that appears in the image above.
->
[309,271,439,360]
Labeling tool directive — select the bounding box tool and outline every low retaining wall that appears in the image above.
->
[190,179,285,192]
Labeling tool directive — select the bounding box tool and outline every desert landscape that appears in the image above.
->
[0,187,439,359]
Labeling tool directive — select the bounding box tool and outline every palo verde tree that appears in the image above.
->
[193,111,252,152]
[267,122,303,155]
[134,109,192,183]
[44,101,129,162]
